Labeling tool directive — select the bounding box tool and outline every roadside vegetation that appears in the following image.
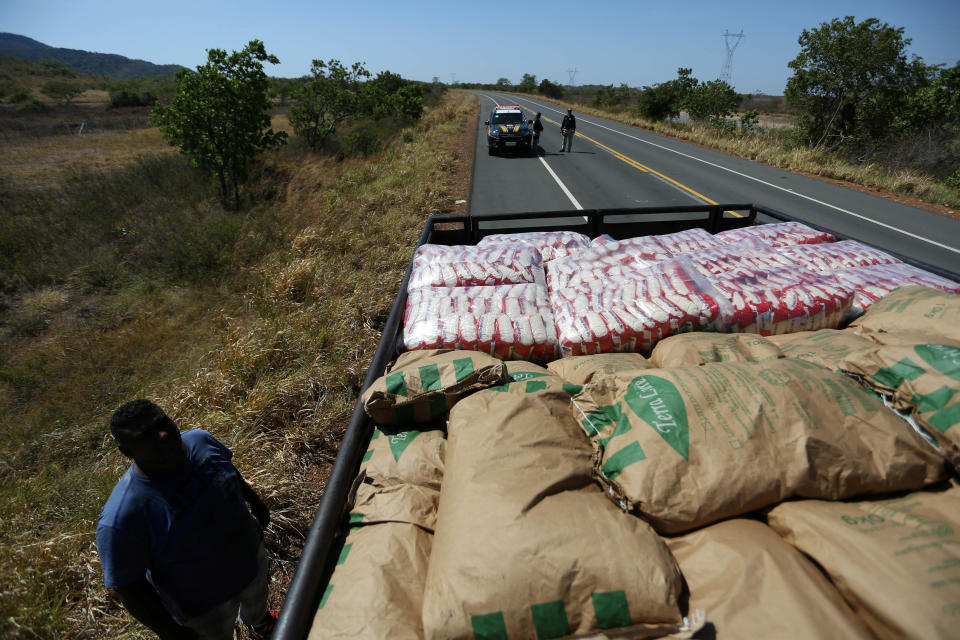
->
[464,16,960,211]
[0,36,472,637]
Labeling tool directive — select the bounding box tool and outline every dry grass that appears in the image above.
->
[0,89,477,639]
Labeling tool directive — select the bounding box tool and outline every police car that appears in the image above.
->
[485,105,535,155]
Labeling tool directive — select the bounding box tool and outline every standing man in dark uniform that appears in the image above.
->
[532,112,544,154]
[560,108,576,152]
[97,399,276,639]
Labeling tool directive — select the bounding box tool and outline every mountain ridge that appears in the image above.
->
[0,32,184,78]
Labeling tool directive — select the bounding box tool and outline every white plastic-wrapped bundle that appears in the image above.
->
[545,237,671,290]
[703,265,855,335]
[408,243,544,290]
[775,240,901,272]
[551,260,720,356]
[679,240,796,277]
[826,263,960,321]
[403,284,557,361]
[653,227,724,255]
[716,221,835,247]
[477,230,591,261]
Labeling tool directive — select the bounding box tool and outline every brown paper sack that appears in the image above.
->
[767,328,877,371]
[362,349,507,425]
[849,286,960,345]
[422,385,685,639]
[495,360,586,396]
[572,358,946,533]
[309,522,431,640]
[349,426,445,530]
[547,352,652,385]
[667,518,871,638]
[649,332,784,368]
[767,485,960,640]
[841,342,960,470]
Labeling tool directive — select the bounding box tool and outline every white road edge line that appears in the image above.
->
[509,95,960,256]
[483,94,582,211]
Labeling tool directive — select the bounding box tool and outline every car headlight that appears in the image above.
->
[489,129,500,137]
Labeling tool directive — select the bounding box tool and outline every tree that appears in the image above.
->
[684,79,740,123]
[151,40,286,210]
[495,77,511,88]
[360,71,423,122]
[41,80,83,104]
[289,59,370,150]
[519,73,537,93]
[635,68,697,120]
[785,16,925,149]
[538,78,564,99]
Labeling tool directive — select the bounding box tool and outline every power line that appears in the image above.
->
[567,67,577,86]
[719,30,744,85]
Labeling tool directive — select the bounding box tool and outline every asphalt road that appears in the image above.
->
[468,91,960,277]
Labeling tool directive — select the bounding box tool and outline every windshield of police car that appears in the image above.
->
[491,111,524,125]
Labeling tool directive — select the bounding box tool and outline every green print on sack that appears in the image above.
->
[471,611,508,640]
[872,358,926,389]
[531,600,572,639]
[581,403,633,447]
[336,543,352,566]
[453,357,476,381]
[591,590,632,629]
[602,441,647,480]
[928,403,960,434]
[915,345,960,382]
[387,430,423,462]
[624,375,690,461]
[385,371,408,396]
[317,584,333,610]
[419,364,443,392]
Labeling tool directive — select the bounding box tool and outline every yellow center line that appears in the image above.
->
[541,114,742,217]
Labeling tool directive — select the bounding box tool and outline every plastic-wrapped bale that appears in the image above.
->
[715,221,835,247]
[362,350,508,426]
[570,359,946,534]
[840,342,960,470]
[543,236,671,291]
[408,243,544,289]
[826,263,960,322]
[846,287,960,348]
[422,385,686,639]
[767,328,877,372]
[402,284,558,361]
[767,485,960,640]
[551,259,720,357]
[675,240,795,277]
[477,230,591,261]
[348,426,445,531]
[649,332,784,368]
[774,240,901,272]
[666,519,872,639]
[703,265,854,335]
[548,353,652,386]
[652,227,724,254]
[309,523,431,640]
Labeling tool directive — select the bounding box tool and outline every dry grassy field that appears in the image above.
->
[0,89,478,639]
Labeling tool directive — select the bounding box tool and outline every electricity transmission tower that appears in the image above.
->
[567,68,577,86]
[719,30,744,85]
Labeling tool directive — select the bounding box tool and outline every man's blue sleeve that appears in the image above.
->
[97,520,151,589]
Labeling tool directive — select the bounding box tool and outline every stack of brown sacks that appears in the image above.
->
[312,286,960,639]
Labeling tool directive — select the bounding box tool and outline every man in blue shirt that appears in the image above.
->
[97,399,275,639]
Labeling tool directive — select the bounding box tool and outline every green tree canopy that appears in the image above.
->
[786,16,927,148]
[519,73,537,93]
[636,68,697,120]
[151,40,286,209]
[684,79,740,122]
[289,59,370,151]
[495,77,511,88]
[538,78,564,99]
[41,80,83,104]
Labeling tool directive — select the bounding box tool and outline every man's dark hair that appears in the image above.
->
[110,399,164,439]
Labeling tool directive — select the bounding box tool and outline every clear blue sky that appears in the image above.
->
[3,0,958,94]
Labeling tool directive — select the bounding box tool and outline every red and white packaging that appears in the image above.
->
[653,227,724,255]
[477,230,591,261]
[678,240,796,277]
[408,243,545,290]
[825,263,960,322]
[545,237,670,290]
[403,284,557,361]
[551,260,720,356]
[700,265,855,335]
[775,240,901,273]
[716,221,835,247]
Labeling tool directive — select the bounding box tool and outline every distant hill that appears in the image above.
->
[0,33,183,78]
